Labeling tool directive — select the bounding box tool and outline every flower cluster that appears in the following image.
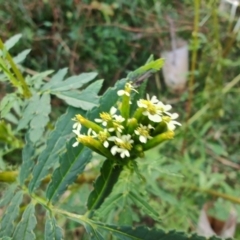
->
[71,82,181,160]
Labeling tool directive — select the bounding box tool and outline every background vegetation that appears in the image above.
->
[0,0,240,239]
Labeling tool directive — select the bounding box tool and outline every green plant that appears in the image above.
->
[0,35,233,239]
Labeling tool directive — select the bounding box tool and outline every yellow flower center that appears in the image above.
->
[116,141,132,150]
[99,112,112,121]
[98,131,108,142]
[140,100,157,115]
[137,127,149,137]
[162,116,171,123]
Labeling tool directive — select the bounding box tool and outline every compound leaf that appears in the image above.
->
[12,203,37,240]
[128,191,160,222]
[44,212,63,240]
[0,184,17,208]
[19,133,36,185]
[17,94,40,131]
[41,68,68,91]
[48,72,97,92]
[28,107,81,192]
[29,93,51,142]
[80,220,224,240]
[0,191,23,237]
[46,141,92,203]
[0,93,18,118]
[55,79,103,110]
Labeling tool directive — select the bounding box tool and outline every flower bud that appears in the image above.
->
[75,114,103,133]
[143,131,174,151]
[127,118,138,134]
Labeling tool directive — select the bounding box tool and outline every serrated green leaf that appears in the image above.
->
[12,203,37,240]
[4,34,22,50]
[28,107,82,192]
[81,221,224,240]
[41,68,68,91]
[46,141,92,203]
[83,222,104,240]
[50,68,68,83]
[19,134,36,185]
[0,237,12,240]
[29,93,51,142]
[13,49,31,64]
[87,160,123,214]
[128,191,160,222]
[0,93,18,118]
[44,213,63,240]
[0,191,23,237]
[55,80,103,110]
[128,58,164,83]
[17,94,40,131]
[87,78,127,121]
[48,72,97,91]
[96,193,124,217]
[118,206,133,225]
[0,184,17,207]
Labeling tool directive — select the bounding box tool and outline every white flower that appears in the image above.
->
[109,134,134,158]
[137,94,174,122]
[137,94,162,122]
[95,107,117,126]
[97,129,110,148]
[108,115,125,133]
[162,113,181,131]
[157,101,172,116]
[134,124,154,143]
[117,82,138,97]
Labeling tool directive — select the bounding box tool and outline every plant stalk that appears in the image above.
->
[0,38,31,98]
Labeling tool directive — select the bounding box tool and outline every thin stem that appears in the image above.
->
[190,186,240,205]
[0,38,31,98]
[187,0,200,119]
[181,0,200,153]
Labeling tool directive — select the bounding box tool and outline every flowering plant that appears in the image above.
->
[72,82,181,162]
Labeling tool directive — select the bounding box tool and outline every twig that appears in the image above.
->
[206,149,240,170]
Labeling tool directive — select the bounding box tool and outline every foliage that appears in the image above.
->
[0,0,240,239]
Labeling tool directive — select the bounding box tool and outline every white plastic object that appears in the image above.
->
[162,40,189,92]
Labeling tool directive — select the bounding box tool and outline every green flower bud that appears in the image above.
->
[126,118,138,134]
[75,114,103,133]
[143,131,174,151]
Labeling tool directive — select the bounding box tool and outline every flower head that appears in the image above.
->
[108,115,125,133]
[134,124,154,143]
[109,134,134,158]
[95,107,117,126]
[137,94,163,122]
[117,82,137,97]
[162,113,181,131]
[98,129,110,148]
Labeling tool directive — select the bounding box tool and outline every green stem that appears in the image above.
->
[181,0,200,153]
[0,38,31,98]
[190,185,240,205]
[187,0,200,118]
